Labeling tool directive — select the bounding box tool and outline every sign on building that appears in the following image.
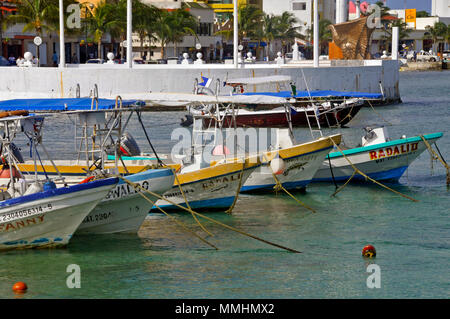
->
[405,9,416,29]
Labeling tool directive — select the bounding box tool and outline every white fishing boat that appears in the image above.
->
[1,98,176,234]
[114,93,342,194]
[0,112,118,250]
[312,127,444,182]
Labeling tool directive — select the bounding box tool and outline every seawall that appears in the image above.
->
[0,60,400,104]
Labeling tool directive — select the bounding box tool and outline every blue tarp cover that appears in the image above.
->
[241,90,383,99]
[0,98,137,111]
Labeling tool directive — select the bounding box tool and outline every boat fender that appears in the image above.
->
[270,158,286,175]
[43,181,57,191]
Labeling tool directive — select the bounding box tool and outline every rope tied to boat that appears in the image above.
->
[328,137,419,202]
[224,159,246,215]
[171,167,214,237]
[419,135,450,186]
[262,154,317,214]
[114,175,301,253]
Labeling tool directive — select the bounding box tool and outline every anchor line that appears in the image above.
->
[328,137,419,202]
[419,135,450,186]
[262,154,317,214]
[224,159,246,215]
[171,167,214,237]
[327,154,338,190]
[115,175,301,253]
[367,99,392,126]
[136,111,164,167]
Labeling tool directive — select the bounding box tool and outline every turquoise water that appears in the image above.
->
[0,71,449,299]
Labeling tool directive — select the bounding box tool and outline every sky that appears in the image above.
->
[365,0,431,12]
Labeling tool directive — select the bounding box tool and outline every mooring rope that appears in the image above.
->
[132,184,218,250]
[328,137,419,202]
[367,99,392,126]
[262,154,317,213]
[116,175,301,253]
[224,160,246,215]
[171,167,214,237]
[419,135,450,186]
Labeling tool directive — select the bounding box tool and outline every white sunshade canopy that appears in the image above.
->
[118,92,291,107]
[225,75,293,86]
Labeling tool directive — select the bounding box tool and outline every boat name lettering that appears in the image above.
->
[283,162,307,176]
[164,189,195,199]
[202,173,242,190]
[1,204,52,223]
[105,181,150,200]
[83,212,112,224]
[369,143,418,161]
[0,214,45,233]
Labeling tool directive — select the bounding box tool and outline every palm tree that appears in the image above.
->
[259,14,280,60]
[381,20,413,50]
[167,9,198,58]
[1,7,5,56]
[276,11,302,55]
[4,0,60,63]
[424,22,447,53]
[307,19,332,55]
[153,9,172,59]
[5,0,58,37]
[215,5,263,43]
[87,0,123,59]
[132,0,158,58]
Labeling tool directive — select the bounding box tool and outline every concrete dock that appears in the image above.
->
[0,60,400,106]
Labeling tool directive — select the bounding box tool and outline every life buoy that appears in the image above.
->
[0,110,29,118]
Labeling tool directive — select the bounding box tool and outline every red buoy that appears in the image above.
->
[12,282,27,293]
[362,245,376,258]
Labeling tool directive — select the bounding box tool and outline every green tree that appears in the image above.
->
[132,0,158,58]
[381,20,413,44]
[216,5,263,43]
[424,22,447,53]
[258,14,280,60]
[416,11,430,18]
[167,9,198,58]
[307,19,332,54]
[87,0,124,59]
[277,11,302,55]
[5,0,58,37]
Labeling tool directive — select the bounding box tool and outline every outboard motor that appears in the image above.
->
[362,127,389,147]
[119,133,141,156]
[180,114,193,127]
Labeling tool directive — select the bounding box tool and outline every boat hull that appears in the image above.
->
[0,178,117,250]
[75,169,175,235]
[312,133,443,182]
[202,104,362,128]
[242,135,341,192]
[154,163,257,211]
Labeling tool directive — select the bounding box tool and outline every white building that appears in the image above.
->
[432,0,450,17]
[263,0,336,35]
[371,8,450,56]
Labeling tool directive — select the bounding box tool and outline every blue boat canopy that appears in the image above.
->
[241,90,383,99]
[0,98,138,111]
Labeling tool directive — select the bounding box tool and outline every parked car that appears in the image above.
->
[442,50,450,59]
[0,56,14,66]
[416,51,440,62]
[86,58,104,64]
